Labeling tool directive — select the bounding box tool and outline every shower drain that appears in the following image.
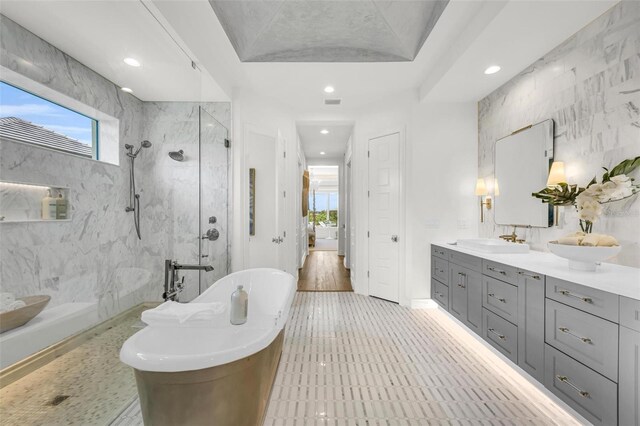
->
[47,395,70,406]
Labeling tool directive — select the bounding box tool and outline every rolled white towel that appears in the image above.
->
[141,301,226,326]
[0,292,15,309]
[0,299,26,313]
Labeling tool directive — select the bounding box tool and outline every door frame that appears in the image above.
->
[365,126,406,305]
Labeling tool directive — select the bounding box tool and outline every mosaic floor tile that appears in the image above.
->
[111,293,580,425]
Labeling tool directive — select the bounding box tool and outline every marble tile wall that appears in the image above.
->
[0,14,231,334]
[478,1,640,267]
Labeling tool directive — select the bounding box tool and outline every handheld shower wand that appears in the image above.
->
[125,140,152,239]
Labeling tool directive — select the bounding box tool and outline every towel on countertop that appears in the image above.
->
[0,293,26,313]
[141,301,227,326]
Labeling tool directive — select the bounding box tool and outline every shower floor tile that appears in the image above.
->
[0,306,145,426]
[112,293,581,425]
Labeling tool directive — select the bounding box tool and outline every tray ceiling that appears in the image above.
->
[209,0,449,62]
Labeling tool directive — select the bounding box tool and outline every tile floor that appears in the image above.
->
[111,292,580,425]
[0,306,145,426]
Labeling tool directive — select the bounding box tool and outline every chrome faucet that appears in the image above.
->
[163,259,214,301]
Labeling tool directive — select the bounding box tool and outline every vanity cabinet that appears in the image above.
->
[449,263,482,335]
[516,269,545,383]
[429,244,636,426]
[620,297,640,426]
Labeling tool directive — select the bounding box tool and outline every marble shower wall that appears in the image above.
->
[478,1,640,267]
[139,102,231,302]
[0,15,232,325]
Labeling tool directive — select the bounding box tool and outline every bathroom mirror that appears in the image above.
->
[494,119,554,227]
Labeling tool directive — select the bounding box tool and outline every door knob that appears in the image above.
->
[391,235,398,242]
[202,228,220,241]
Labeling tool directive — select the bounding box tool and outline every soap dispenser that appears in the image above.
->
[55,190,68,220]
[230,285,248,325]
[41,189,57,220]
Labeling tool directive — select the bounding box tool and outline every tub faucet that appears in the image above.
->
[163,260,214,301]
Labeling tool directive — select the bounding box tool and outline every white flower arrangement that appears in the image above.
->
[533,156,640,233]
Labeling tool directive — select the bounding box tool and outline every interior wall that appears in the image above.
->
[478,1,640,267]
[231,89,299,275]
[350,91,478,305]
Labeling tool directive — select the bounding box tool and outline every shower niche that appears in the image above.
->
[0,181,70,223]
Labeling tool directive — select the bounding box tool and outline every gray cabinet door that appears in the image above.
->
[517,269,545,383]
[449,263,467,322]
[620,326,640,426]
[465,267,482,335]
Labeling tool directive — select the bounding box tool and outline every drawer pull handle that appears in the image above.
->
[488,293,507,303]
[558,327,592,344]
[488,328,506,340]
[558,289,593,304]
[517,271,541,280]
[556,375,590,398]
[487,266,507,275]
[457,284,466,288]
[435,292,444,299]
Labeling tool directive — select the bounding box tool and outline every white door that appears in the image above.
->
[246,126,284,269]
[368,132,400,303]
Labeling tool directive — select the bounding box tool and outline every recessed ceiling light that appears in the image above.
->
[324,86,334,94]
[124,57,141,67]
[121,87,133,93]
[320,151,326,155]
[484,65,501,75]
[320,129,329,134]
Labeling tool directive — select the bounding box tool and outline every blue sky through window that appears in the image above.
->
[0,81,94,145]
[309,192,339,211]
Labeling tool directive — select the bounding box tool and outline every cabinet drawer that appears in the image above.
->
[482,308,518,363]
[482,260,518,286]
[545,344,617,426]
[482,275,518,324]
[431,256,449,285]
[431,245,449,260]
[448,251,481,271]
[621,296,640,333]
[431,278,449,310]
[546,277,618,322]
[545,299,618,381]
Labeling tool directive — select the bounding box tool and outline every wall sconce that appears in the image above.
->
[475,178,492,223]
[547,161,567,227]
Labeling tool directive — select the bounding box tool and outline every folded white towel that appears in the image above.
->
[0,300,26,313]
[141,301,226,326]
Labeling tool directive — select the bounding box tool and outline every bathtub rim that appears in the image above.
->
[120,268,295,373]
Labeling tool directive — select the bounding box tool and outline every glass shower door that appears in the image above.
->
[198,107,230,294]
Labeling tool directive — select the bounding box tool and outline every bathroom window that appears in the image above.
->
[0,81,99,159]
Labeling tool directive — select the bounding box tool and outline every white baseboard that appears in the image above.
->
[410,299,438,309]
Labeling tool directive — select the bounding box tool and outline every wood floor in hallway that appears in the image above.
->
[297,250,353,292]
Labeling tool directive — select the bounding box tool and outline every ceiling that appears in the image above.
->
[0,0,227,102]
[309,165,339,191]
[0,0,618,111]
[298,122,353,160]
[209,0,448,62]
[151,0,616,113]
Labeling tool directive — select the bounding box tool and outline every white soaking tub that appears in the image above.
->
[120,268,296,426]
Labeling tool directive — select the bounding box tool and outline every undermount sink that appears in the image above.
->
[456,238,530,254]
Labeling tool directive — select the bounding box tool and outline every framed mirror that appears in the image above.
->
[494,119,554,227]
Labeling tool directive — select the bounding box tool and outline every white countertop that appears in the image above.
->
[433,242,640,301]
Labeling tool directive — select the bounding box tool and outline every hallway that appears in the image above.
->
[298,251,352,292]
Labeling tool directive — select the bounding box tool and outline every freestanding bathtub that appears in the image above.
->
[120,268,296,426]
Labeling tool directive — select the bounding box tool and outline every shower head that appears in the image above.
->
[169,150,184,162]
[141,140,152,148]
[128,140,153,158]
